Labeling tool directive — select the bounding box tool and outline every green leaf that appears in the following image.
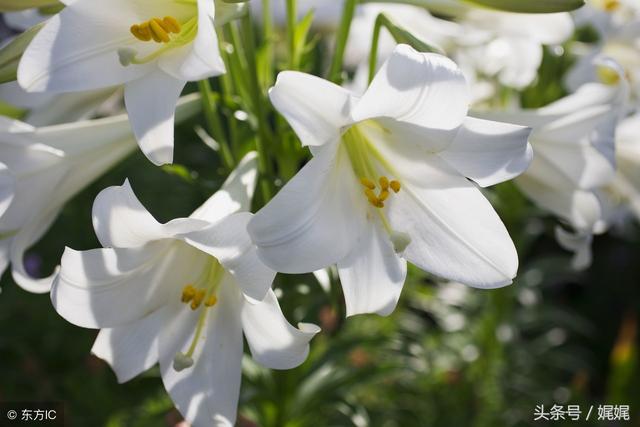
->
[0,100,27,120]
[0,23,44,84]
[0,0,61,11]
[464,0,585,13]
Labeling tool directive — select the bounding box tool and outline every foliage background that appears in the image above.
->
[1,9,640,427]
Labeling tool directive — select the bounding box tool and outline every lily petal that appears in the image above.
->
[241,288,320,369]
[269,71,355,147]
[9,209,60,293]
[190,152,258,223]
[91,307,167,383]
[159,279,243,427]
[383,152,518,288]
[185,213,275,302]
[352,44,470,151]
[92,179,208,249]
[248,143,367,274]
[0,163,15,218]
[124,69,187,166]
[439,117,532,187]
[159,0,225,81]
[51,242,205,328]
[338,220,407,317]
[516,174,604,231]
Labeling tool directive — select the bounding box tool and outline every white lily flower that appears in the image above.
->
[340,3,572,100]
[476,60,627,238]
[569,1,640,100]
[248,45,532,317]
[0,93,200,293]
[17,0,227,166]
[604,113,640,219]
[454,9,574,89]
[51,154,319,427]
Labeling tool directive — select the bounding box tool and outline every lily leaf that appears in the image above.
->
[0,23,44,84]
[0,0,61,11]
[463,0,585,13]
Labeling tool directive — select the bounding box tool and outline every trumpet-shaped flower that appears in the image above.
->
[17,0,229,166]
[51,154,319,427]
[248,45,533,317]
[0,94,200,293]
[478,60,627,236]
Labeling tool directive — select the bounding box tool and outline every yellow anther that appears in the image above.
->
[190,290,206,310]
[604,0,621,11]
[162,16,182,33]
[597,66,620,85]
[360,177,376,190]
[379,176,389,191]
[375,200,385,208]
[149,19,170,43]
[131,16,181,44]
[130,24,151,42]
[390,180,401,193]
[204,295,218,307]
[364,188,378,202]
[379,190,390,202]
[181,285,197,303]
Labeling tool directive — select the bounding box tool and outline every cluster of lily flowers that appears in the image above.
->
[0,0,639,425]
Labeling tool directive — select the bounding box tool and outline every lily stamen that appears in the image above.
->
[181,284,197,303]
[190,289,206,310]
[131,17,182,44]
[359,175,401,209]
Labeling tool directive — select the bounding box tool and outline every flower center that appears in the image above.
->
[118,14,198,67]
[173,260,224,372]
[342,123,411,254]
[359,176,401,209]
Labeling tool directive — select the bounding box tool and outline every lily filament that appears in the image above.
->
[173,261,224,372]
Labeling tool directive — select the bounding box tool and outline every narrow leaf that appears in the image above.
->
[464,0,585,13]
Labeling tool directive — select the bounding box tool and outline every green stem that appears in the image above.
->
[261,0,275,85]
[328,0,358,83]
[286,0,297,69]
[240,12,273,201]
[368,14,384,84]
[197,79,235,170]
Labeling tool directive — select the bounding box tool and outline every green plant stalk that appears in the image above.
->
[240,13,273,201]
[219,72,241,157]
[368,14,384,85]
[328,0,358,83]
[197,79,235,171]
[261,0,275,84]
[286,0,298,69]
